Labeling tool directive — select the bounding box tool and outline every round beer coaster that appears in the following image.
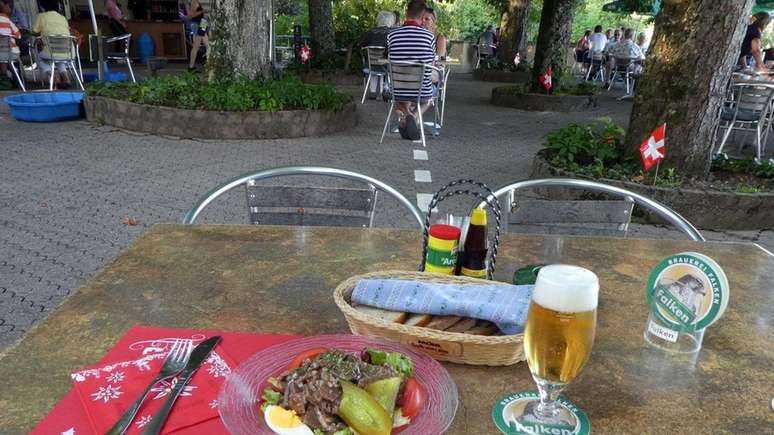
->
[645,252,729,333]
[492,391,591,435]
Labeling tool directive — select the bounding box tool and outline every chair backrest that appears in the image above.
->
[508,199,634,237]
[182,166,425,228]
[479,178,705,241]
[44,34,75,61]
[477,44,494,56]
[734,83,774,113]
[613,57,635,71]
[245,182,377,227]
[0,35,14,62]
[364,45,388,68]
[388,61,426,93]
[590,50,605,61]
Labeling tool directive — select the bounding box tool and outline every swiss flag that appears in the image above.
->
[639,124,666,172]
[299,43,312,63]
[538,67,552,92]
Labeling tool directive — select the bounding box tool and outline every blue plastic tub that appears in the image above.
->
[3,92,85,122]
[83,71,128,82]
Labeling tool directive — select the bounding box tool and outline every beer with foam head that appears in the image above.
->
[524,265,599,385]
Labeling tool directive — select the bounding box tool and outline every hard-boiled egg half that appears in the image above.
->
[264,405,314,435]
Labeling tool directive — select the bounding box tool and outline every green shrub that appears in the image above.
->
[712,154,774,180]
[86,73,351,112]
[546,118,626,166]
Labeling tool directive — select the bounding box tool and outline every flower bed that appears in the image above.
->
[529,120,774,230]
[84,74,357,139]
[491,84,598,112]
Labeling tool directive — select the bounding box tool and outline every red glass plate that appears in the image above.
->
[218,335,458,434]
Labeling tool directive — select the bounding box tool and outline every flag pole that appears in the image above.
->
[653,161,660,186]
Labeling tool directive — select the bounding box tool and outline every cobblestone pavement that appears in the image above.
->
[1,74,772,349]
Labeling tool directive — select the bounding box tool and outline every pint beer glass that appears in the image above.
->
[522,265,599,423]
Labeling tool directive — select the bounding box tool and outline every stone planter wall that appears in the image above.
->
[530,150,774,230]
[84,97,357,139]
[491,87,597,112]
[472,69,530,83]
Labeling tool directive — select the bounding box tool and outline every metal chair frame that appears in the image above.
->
[41,34,84,90]
[0,34,26,91]
[585,50,606,83]
[361,45,389,104]
[607,57,638,94]
[478,178,705,241]
[474,43,496,69]
[105,33,136,82]
[715,83,774,159]
[182,166,425,228]
[380,60,434,147]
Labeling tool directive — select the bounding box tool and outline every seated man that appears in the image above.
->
[360,10,395,99]
[0,0,21,90]
[609,28,644,77]
[387,0,435,140]
[33,0,73,88]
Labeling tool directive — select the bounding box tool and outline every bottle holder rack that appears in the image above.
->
[418,179,502,279]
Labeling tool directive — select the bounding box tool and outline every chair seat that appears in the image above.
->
[106,52,128,59]
[721,108,760,122]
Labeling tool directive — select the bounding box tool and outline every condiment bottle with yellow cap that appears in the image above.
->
[424,224,461,274]
[459,208,488,279]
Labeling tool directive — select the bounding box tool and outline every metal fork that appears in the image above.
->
[106,339,194,435]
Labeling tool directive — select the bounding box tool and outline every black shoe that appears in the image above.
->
[398,119,409,139]
[405,114,421,141]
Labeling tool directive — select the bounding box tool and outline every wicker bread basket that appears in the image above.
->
[333,270,525,366]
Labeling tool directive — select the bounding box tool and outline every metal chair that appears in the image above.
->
[361,45,389,104]
[105,33,136,82]
[0,35,25,91]
[434,62,451,128]
[715,83,774,159]
[608,57,638,94]
[585,51,606,83]
[42,34,83,90]
[479,178,705,241]
[182,166,425,228]
[380,60,434,147]
[474,43,496,69]
[508,198,635,237]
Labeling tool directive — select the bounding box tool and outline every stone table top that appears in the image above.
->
[1,224,773,433]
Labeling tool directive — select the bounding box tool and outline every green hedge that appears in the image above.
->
[86,74,351,112]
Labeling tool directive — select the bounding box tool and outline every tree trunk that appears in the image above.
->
[624,0,754,178]
[497,0,530,64]
[207,0,272,80]
[308,0,335,60]
[530,0,575,92]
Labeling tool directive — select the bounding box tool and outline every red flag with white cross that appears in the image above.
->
[639,124,666,172]
[538,67,552,92]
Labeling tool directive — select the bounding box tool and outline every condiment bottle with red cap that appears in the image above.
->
[424,224,461,274]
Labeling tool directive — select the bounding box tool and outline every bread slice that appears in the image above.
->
[444,317,478,333]
[353,304,408,324]
[404,313,433,327]
[463,321,499,336]
[425,315,462,330]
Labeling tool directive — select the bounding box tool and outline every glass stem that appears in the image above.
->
[533,376,565,419]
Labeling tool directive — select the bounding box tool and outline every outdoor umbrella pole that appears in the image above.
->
[87,0,104,80]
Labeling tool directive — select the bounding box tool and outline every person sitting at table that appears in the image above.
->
[32,0,73,88]
[387,0,435,141]
[589,25,607,54]
[739,11,771,72]
[636,31,649,55]
[0,0,21,90]
[575,29,591,70]
[607,28,644,84]
[478,25,496,59]
[359,10,395,99]
[423,6,445,60]
[605,28,613,41]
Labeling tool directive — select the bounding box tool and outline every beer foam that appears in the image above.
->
[533,264,599,313]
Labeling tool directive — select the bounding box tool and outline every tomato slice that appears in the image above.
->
[286,347,327,370]
[400,377,427,419]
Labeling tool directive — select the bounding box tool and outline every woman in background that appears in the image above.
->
[422,7,445,59]
[187,0,208,71]
[740,11,771,71]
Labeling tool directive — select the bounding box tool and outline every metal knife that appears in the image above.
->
[140,336,221,435]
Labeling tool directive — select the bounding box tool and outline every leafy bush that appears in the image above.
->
[546,119,626,166]
[712,154,774,180]
[86,74,351,112]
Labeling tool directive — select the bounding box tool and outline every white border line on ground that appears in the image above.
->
[414,170,432,183]
[416,193,434,213]
[413,150,428,160]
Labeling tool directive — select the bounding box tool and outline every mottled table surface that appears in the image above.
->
[1,224,773,434]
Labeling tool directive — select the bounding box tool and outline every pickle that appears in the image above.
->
[365,377,402,414]
[337,380,392,435]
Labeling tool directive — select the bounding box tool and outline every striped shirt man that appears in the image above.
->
[387,21,435,100]
[0,12,20,55]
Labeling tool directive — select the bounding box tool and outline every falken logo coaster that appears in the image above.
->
[492,391,591,435]
[646,252,729,334]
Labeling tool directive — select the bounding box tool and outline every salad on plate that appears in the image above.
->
[259,347,427,435]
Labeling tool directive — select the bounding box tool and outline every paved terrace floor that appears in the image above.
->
[1,73,773,350]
